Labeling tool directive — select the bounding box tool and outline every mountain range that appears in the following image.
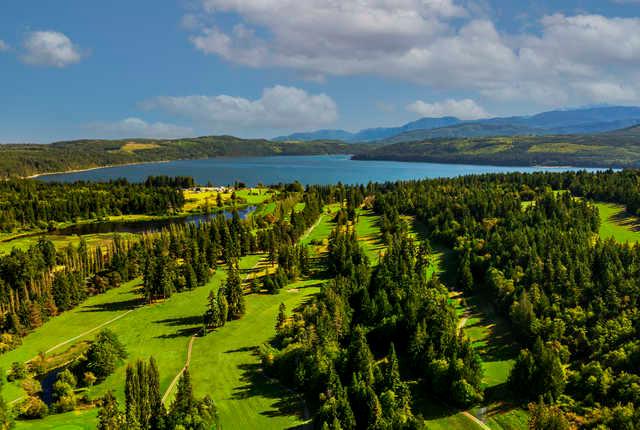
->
[274,106,640,143]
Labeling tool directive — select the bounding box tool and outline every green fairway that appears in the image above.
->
[596,202,640,243]
[3,208,334,429]
[355,209,384,261]
[14,409,98,430]
[189,278,321,429]
[1,255,263,428]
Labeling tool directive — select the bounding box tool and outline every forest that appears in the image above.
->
[0,137,365,178]
[354,125,640,168]
[0,170,639,429]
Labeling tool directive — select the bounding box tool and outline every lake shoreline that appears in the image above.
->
[26,160,172,179]
[34,154,611,186]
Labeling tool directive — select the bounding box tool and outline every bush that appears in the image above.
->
[85,329,127,380]
[7,362,27,382]
[16,396,48,419]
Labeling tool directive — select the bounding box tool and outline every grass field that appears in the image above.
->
[2,255,263,428]
[596,202,640,243]
[355,209,384,262]
[4,208,334,429]
[183,187,274,213]
[0,232,137,255]
[189,278,321,430]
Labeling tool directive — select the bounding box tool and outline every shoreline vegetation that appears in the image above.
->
[26,160,172,179]
[2,128,640,179]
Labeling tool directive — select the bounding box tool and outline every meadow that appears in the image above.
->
[596,202,640,243]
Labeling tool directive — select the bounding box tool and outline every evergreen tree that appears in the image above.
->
[225,265,245,320]
[97,391,125,430]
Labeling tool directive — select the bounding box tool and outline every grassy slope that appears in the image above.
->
[6,208,335,429]
[5,255,261,428]
[355,209,385,262]
[596,202,640,243]
[189,278,321,430]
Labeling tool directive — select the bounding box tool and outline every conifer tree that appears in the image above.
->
[225,265,245,319]
[97,391,125,430]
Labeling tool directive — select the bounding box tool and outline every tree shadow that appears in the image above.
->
[80,297,145,313]
[227,348,308,423]
[153,315,202,338]
[610,209,640,232]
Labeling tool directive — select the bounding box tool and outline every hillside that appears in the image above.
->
[0,136,361,178]
[354,128,640,168]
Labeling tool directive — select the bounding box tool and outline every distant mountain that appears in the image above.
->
[274,117,461,142]
[382,123,541,144]
[276,106,640,144]
[273,129,355,142]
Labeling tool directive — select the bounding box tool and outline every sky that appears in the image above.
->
[1,0,639,143]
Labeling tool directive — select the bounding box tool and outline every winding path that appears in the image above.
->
[162,334,196,404]
[456,305,491,430]
[26,308,137,363]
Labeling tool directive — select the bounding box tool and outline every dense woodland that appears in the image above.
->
[1,171,640,428]
[0,177,191,232]
[355,125,640,168]
[0,137,362,178]
[364,169,640,428]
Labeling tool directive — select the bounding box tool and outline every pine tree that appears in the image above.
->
[276,302,286,331]
[225,265,245,320]
[148,357,165,429]
[97,391,125,430]
[170,368,195,423]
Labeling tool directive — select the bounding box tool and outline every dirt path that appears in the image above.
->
[299,214,324,243]
[26,308,136,363]
[462,411,492,430]
[456,304,491,430]
[162,334,196,404]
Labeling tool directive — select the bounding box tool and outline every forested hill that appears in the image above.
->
[353,126,640,168]
[0,136,360,178]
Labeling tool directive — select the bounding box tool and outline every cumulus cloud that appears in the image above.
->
[140,85,338,130]
[186,1,640,106]
[0,40,9,52]
[407,99,489,119]
[21,31,82,67]
[87,118,193,139]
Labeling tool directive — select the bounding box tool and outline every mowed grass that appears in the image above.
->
[0,232,136,255]
[596,202,640,243]
[189,278,321,430]
[1,255,263,428]
[5,210,334,429]
[183,188,274,213]
[408,216,526,429]
[355,209,384,262]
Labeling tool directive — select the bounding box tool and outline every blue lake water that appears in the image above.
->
[38,155,606,185]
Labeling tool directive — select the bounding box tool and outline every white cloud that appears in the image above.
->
[0,40,9,52]
[186,1,640,106]
[87,118,193,139]
[140,85,338,130]
[22,31,82,67]
[407,98,489,119]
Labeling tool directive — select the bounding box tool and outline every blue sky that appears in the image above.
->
[1,0,639,142]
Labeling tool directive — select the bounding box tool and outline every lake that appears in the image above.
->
[36,155,606,185]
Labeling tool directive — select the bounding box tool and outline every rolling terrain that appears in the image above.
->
[354,125,640,168]
[0,136,367,178]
